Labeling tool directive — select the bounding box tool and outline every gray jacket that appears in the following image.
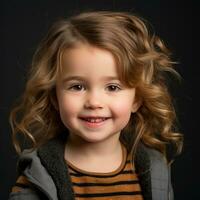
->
[9,134,174,200]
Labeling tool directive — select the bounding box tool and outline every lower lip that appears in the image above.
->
[79,118,110,128]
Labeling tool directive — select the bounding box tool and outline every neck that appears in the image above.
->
[65,133,121,159]
[64,133,123,173]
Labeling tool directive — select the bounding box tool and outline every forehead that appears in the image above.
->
[60,44,119,78]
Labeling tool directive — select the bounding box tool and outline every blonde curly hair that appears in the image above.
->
[10,11,183,160]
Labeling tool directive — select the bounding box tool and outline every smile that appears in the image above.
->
[79,116,111,128]
[80,117,108,123]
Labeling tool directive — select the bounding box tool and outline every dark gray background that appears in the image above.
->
[1,0,199,199]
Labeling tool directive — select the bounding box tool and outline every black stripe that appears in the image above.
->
[72,180,139,187]
[75,191,142,197]
[123,170,135,174]
[69,170,135,178]
[15,183,30,188]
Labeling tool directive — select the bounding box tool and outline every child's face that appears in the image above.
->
[56,44,139,143]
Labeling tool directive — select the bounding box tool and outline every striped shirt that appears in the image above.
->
[11,175,31,193]
[67,144,143,200]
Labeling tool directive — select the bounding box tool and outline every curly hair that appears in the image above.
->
[10,11,183,160]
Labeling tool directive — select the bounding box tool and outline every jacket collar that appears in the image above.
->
[38,133,75,200]
[134,143,152,200]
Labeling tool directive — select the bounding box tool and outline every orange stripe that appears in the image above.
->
[11,175,30,193]
[73,183,141,194]
[70,173,139,184]
[76,195,143,200]
[124,162,134,171]
[11,186,23,193]
[16,175,30,185]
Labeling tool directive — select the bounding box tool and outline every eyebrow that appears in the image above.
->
[62,76,120,83]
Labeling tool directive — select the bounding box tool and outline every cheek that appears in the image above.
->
[111,101,132,131]
[111,98,133,118]
[58,95,81,118]
[112,91,135,113]
[112,104,132,118]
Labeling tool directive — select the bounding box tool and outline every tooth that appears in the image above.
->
[83,117,107,123]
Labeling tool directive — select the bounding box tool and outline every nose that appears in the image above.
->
[84,90,103,109]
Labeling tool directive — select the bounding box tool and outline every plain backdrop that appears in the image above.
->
[1,0,199,199]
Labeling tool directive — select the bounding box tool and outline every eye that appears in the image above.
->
[68,84,85,91]
[106,84,122,92]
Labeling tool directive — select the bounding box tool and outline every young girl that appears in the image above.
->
[9,11,183,200]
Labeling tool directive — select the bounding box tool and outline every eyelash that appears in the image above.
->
[67,83,122,92]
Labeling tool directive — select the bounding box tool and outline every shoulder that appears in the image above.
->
[11,175,31,193]
[143,145,168,167]
[9,149,57,200]
[9,175,44,200]
[135,143,168,167]
[141,145,170,180]
[17,149,41,174]
[136,143,170,179]
[9,173,48,200]
[145,146,174,200]
[135,143,174,200]
[9,150,41,200]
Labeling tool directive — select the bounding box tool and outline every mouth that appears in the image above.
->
[79,117,110,123]
[80,117,111,128]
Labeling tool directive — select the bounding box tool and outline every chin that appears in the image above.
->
[79,132,117,144]
[80,136,107,143]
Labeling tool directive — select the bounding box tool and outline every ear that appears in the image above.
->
[131,99,142,113]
